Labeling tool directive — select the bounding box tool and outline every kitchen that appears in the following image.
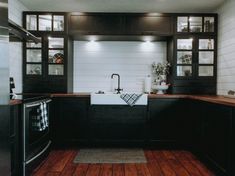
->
[1,0,235,175]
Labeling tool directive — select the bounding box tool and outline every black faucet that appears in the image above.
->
[111,73,123,94]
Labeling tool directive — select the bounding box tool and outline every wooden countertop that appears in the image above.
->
[9,93,235,107]
[149,94,235,107]
[10,99,22,106]
[51,93,90,98]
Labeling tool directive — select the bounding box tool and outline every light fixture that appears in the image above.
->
[142,36,154,42]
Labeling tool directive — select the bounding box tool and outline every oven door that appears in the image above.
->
[23,99,51,163]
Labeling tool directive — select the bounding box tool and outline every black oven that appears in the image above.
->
[23,98,52,176]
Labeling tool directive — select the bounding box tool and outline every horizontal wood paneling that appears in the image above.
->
[73,41,166,93]
[217,0,235,95]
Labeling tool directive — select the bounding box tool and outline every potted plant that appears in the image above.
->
[152,62,171,94]
[152,61,171,84]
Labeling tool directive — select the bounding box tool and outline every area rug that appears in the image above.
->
[73,148,147,163]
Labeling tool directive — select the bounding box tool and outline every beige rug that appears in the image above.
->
[73,148,147,163]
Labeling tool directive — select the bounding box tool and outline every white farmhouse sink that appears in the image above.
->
[91,92,148,105]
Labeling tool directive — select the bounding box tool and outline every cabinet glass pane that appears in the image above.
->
[177,39,193,50]
[189,17,202,32]
[48,50,64,63]
[53,15,64,31]
[26,38,42,48]
[177,17,188,32]
[199,66,214,76]
[199,51,214,64]
[48,65,64,75]
[177,51,192,64]
[26,15,37,30]
[39,15,52,31]
[204,17,215,32]
[177,66,192,77]
[48,37,64,48]
[26,64,42,75]
[26,49,42,62]
[199,39,214,50]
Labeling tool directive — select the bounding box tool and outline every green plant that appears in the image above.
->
[152,62,171,76]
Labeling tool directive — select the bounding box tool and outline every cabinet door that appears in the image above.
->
[48,37,65,76]
[175,38,194,78]
[69,15,124,34]
[197,38,215,77]
[126,16,173,35]
[177,16,215,33]
[52,98,89,143]
[70,15,97,34]
[10,105,20,176]
[149,99,193,143]
[25,38,42,76]
[202,102,232,175]
[89,105,146,141]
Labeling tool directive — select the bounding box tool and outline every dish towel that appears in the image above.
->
[31,102,48,131]
[120,93,143,106]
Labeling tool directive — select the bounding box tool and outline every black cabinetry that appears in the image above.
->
[169,14,217,94]
[148,98,195,146]
[89,105,147,144]
[51,97,89,145]
[0,106,11,176]
[197,101,233,176]
[69,13,173,36]
[69,14,124,35]
[125,15,173,35]
[23,12,73,93]
[10,104,21,176]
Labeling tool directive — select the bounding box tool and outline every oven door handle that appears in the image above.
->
[25,99,52,108]
[25,140,51,165]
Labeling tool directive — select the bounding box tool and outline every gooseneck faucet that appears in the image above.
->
[111,73,123,94]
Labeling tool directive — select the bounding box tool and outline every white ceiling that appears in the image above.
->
[19,0,225,13]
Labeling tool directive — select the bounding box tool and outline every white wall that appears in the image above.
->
[216,0,235,95]
[8,0,28,93]
[73,41,166,92]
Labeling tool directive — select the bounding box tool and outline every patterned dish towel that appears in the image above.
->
[31,102,48,131]
[120,93,143,106]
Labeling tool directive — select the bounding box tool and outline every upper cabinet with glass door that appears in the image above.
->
[198,38,215,77]
[177,16,215,33]
[176,38,193,77]
[25,13,65,32]
[25,37,42,76]
[48,37,65,76]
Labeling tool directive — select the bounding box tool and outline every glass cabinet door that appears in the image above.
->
[25,38,42,75]
[204,17,215,32]
[53,15,64,31]
[189,17,202,32]
[48,37,65,76]
[177,16,215,33]
[176,38,193,77]
[177,17,188,32]
[26,15,37,30]
[198,38,215,77]
[39,15,52,31]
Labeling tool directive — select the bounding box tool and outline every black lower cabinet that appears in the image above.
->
[89,105,147,145]
[50,96,235,176]
[0,105,11,176]
[148,98,195,147]
[10,104,21,176]
[51,97,89,146]
[197,101,233,176]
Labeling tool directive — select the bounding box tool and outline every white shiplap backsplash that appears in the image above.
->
[73,41,167,92]
[217,0,235,95]
[8,0,28,94]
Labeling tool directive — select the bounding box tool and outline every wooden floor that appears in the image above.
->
[32,149,215,176]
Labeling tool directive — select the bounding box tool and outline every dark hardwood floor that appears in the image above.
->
[32,149,215,176]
